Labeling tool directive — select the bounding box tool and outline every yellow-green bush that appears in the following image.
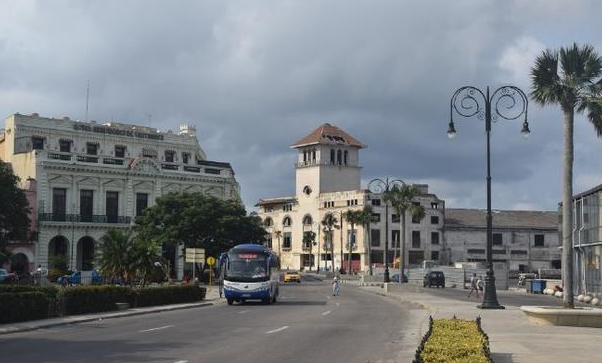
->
[420,319,490,363]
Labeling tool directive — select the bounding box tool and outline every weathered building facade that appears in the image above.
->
[256,123,445,272]
[0,113,239,277]
[444,209,561,273]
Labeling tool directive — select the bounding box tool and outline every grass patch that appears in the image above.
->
[416,317,492,363]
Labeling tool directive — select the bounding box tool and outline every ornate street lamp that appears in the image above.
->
[368,177,405,283]
[312,222,321,272]
[448,85,530,309]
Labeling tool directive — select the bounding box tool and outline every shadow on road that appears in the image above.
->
[2,337,188,363]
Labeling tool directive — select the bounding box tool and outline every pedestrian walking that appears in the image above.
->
[467,273,480,299]
[477,275,484,297]
[332,274,340,296]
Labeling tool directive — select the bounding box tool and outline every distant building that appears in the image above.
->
[444,209,561,272]
[0,113,239,278]
[566,184,602,298]
[256,123,444,272]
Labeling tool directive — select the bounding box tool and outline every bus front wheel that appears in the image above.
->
[227,298,233,305]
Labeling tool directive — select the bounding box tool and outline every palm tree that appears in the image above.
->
[302,230,316,271]
[357,205,377,275]
[96,229,134,283]
[344,210,364,274]
[383,184,425,283]
[531,43,602,308]
[321,214,339,271]
[130,237,162,287]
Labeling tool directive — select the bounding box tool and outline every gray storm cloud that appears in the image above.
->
[1,0,601,211]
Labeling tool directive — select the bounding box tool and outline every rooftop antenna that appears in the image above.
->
[85,80,90,123]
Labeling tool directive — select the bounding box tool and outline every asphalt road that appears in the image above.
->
[0,276,424,363]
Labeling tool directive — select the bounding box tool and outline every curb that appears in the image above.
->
[0,301,216,336]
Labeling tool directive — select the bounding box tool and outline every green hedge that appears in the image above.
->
[134,285,206,307]
[0,292,51,323]
[417,318,491,363]
[0,285,60,317]
[0,284,207,321]
[58,285,135,315]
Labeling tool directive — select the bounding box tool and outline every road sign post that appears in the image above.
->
[206,256,216,289]
[186,248,206,283]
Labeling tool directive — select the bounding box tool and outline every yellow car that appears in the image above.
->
[283,271,301,283]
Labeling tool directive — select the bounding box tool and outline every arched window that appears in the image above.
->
[344,150,348,165]
[264,217,273,227]
[330,149,335,164]
[283,216,292,227]
[302,215,313,226]
[337,150,342,165]
[303,185,312,196]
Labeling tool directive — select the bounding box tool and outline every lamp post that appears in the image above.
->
[448,85,530,309]
[368,177,405,283]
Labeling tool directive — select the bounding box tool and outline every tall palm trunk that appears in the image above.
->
[562,108,575,308]
[400,212,406,283]
[348,222,354,274]
[366,222,372,275]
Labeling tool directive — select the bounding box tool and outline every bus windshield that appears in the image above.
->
[225,252,269,282]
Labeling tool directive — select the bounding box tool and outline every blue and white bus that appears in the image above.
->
[219,244,280,305]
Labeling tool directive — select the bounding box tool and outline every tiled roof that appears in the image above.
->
[290,123,365,148]
[445,208,558,230]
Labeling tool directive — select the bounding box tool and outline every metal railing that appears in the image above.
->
[39,213,131,224]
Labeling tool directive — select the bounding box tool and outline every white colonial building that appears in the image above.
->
[0,113,239,277]
[256,124,445,272]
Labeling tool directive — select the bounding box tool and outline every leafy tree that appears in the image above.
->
[343,210,363,274]
[383,184,425,282]
[321,213,339,271]
[357,205,377,275]
[531,43,602,308]
[302,230,316,271]
[135,192,265,259]
[0,161,30,265]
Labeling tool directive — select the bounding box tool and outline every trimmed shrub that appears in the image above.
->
[417,318,492,363]
[134,285,206,307]
[58,285,135,315]
[0,285,60,316]
[0,292,50,323]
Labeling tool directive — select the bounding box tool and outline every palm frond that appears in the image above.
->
[530,48,561,106]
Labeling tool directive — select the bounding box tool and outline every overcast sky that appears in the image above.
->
[1,1,601,212]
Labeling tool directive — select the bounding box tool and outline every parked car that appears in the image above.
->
[423,271,445,288]
[283,271,301,283]
[391,273,408,283]
[0,268,18,284]
[57,270,104,285]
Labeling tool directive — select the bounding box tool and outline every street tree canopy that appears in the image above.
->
[0,161,30,264]
[134,192,265,257]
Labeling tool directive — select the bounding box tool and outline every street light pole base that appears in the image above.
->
[383,270,390,283]
[477,303,505,310]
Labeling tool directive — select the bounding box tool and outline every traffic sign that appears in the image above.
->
[185,248,205,263]
[206,256,216,266]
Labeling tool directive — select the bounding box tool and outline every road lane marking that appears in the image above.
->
[322,310,331,316]
[238,310,251,314]
[173,361,188,363]
[336,303,340,306]
[139,325,174,333]
[266,326,289,334]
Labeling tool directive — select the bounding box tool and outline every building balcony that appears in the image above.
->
[39,213,131,224]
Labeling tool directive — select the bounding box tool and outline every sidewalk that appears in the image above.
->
[0,285,222,336]
[360,284,602,363]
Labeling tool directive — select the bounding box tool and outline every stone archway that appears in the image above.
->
[77,236,95,271]
[48,235,70,270]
